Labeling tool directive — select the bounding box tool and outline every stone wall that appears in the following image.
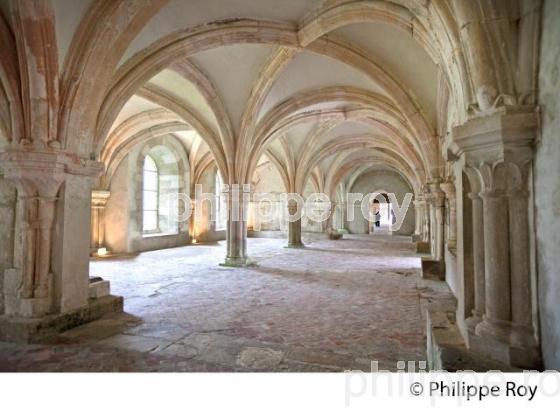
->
[348,169,415,235]
[194,166,226,243]
[51,176,93,313]
[302,179,325,233]
[105,154,133,253]
[0,175,16,314]
[535,0,560,370]
[445,171,474,339]
[105,136,192,253]
[251,161,286,232]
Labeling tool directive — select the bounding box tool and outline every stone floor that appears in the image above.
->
[0,234,455,372]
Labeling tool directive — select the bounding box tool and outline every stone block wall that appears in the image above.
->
[535,0,560,370]
[0,176,16,314]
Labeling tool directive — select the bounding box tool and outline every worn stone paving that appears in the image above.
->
[0,234,454,372]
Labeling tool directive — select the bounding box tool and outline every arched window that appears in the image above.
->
[215,172,227,230]
[143,155,159,233]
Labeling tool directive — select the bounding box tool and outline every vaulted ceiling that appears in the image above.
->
[0,0,540,197]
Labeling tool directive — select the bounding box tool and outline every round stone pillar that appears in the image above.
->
[427,184,445,262]
[451,108,540,368]
[466,191,485,330]
[225,219,247,266]
[412,199,424,238]
[508,188,534,344]
[477,189,511,340]
[223,185,248,266]
[440,181,457,251]
[286,199,304,248]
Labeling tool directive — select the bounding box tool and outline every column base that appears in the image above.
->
[220,256,251,267]
[427,310,520,371]
[8,297,51,318]
[465,313,483,334]
[3,268,51,318]
[285,242,305,249]
[327,230,343,240]
[472,318,542,369]
[416,241,430,253]
[0,295,123,343]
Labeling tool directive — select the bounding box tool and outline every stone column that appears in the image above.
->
[508,187,533,333]
[452,109,540,368]
[478,187,511,333]
[421,199,430,243]
[475,174,535,354]
[340,201,349,233]
[188,200,196,242]
[413,198,426,240]
[418,186,431,244]
[286,198,304,248]
[223,184,249,266]
[413,197,430,253]
[325,201,337,235]
[427,183,445,262]
[337,202,345,232]
[91,190,110,254]
[465,191,485,331]
[413,200,422,237]
[0,152,65,318]
[0,150,123,342]
[440,181,457,251]
[420,184,445,278]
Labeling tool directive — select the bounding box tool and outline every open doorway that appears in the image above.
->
[370,194,393,235]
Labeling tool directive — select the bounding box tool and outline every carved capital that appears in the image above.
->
[439,181,456,206]
[467,192,481,201]
[452,110,536,196]
[452,109,536,166]
[0,149,103,315]
[427,182,445,207]
[91,190,110,208]
[0,150,103,195]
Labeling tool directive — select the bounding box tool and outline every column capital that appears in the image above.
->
[467,192,481,201]
[0,149,103,197]
[91,190,110,208]
[451,108,536,168]
[451,110,537,195]
[439,180,456,201]
[426,183,445,207]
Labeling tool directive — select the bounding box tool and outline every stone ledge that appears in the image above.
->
[427,310,519,372]
[421,258,445,280]
[468,329,542,370]
[89,280,111,299]
[0,295,123,343]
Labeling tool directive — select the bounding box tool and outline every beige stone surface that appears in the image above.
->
[0,0,554,370]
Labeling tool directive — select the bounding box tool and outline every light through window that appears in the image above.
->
[143,155,158,232]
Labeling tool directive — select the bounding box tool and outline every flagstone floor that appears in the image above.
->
[0,234,455,372]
